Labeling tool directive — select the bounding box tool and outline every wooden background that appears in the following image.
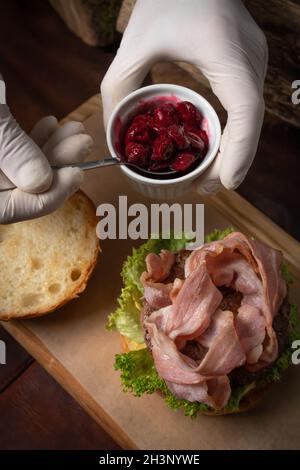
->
[0,0,299,449]
[118,0,300,128]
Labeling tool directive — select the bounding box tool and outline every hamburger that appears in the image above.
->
[107,229,299,416]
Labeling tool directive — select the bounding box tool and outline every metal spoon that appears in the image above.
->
[53,157,177,177]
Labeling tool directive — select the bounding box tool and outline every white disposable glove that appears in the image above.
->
[0,85,93,223]
[101,0,268,195]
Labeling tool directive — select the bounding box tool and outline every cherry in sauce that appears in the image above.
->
[121,99,209,177]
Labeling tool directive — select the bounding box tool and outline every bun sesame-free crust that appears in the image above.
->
[0,191,99,320]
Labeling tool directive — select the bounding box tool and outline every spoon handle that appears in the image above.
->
[52,158,121,171]
[0,158,123,191]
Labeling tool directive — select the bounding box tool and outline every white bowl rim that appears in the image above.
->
[106,83,221,186]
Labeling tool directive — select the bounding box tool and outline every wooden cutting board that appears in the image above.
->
[2,96,300,450]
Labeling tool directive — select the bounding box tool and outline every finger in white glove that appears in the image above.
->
[0,105,53,193]
[0,167,83,224]
[0,110,94,224]
[30,116,58,147]
[41,120,94,166]
[193,154,222,196]
[30,118,94,165]
[42,121,85,154]
[101,0,268,193]
[46,133,93,166]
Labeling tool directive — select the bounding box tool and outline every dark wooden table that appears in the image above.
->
[0,0,299,450]
[0,0,120,450]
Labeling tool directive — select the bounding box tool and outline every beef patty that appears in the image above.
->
[141,249,290,388]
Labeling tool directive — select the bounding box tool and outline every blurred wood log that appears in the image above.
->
[49,0,122,46]
[117,0,300,128]
[245,0,300,128]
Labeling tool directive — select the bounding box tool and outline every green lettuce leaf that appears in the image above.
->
[115,348,165,396]
[281,261,294,285]
[106,285,144,343]
[204,227,235,243]
[114,348,210,416]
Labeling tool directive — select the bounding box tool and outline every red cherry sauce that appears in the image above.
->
[117,97,209,177]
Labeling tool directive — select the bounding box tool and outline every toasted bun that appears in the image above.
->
[121,334,271,415]
[0,191,99,320]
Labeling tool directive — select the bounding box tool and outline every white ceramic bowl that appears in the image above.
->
[106,84,221,200]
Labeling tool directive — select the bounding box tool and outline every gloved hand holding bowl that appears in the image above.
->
[101,0,268,196]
